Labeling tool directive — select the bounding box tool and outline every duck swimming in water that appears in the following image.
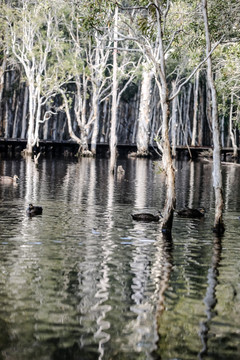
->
[131,211,162,222]
[26,203,43,216]
[0,175,19,184]
[176,207,205,218]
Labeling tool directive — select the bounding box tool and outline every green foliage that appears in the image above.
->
[207,0,240,41]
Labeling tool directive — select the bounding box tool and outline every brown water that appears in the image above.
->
[0,157,239,360]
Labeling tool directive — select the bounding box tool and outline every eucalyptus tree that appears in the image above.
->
[202,0,225,234]
[120,0,208,232]
[109,5,140,172]
[4,0,72,155]
[119,0,228,232]
[107,4,142,172]
[59,0,114,156]
[215,43,240,156]
[59,0,138,163]
[201,0,240,233]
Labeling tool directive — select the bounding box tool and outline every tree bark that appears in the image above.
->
[21,84,28,139]
[228,91,238,158]
[154,4,176,233]
[202,0,225,234]
[109,5,118,173]
[191,70,199,146]
[91,85,100,155]
[0,54,7,125]
[136,65,153,156]
[61,90,82,148]
[171,81,178,157]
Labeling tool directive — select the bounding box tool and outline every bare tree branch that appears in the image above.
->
[169,36,224,101]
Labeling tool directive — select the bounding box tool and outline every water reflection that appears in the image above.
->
[152,233,173,359]
[0,158,239,359]
[198,235,222,359]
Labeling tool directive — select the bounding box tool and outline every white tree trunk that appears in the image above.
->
[61,90,82,147]
[0,55,7,115]
[229,91,238,158]
[109,6,118,173]
[161,84,176,232]
[171,81,178,157]
[26,78,36,154]
[202,0,225,234]
[136,66,153,155]
[191,70,200,146]
[91,87,99,155]
[21,85,28,138]
[154,2,176,233]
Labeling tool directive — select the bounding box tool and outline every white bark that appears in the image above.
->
[74,74,89,153]
[7,2,70,154]
[136,65,153,155]
[91,87,100,155]
[228,91,238,158]
[191,70,200,146]
[0,55,7,112]
[60,90,82,146]
[109,6,118,173]
[154,2,176,232]
[202,0,224,233]
[171,81,178,157]
[21,85,28,138]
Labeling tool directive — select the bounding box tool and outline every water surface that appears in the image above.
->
[0,157,239,360]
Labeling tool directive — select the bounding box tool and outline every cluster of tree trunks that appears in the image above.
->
[0,68,239,153]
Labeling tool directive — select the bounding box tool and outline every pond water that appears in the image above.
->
[0,157,239,360]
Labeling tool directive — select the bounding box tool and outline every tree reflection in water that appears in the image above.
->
[0,158,239,359]
[152,232,173,359]
[198,235,222,359]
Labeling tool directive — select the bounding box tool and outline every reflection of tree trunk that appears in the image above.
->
[91,164,112,360]
[225,164,237,210]
[152,233,173,358]
[188,161,195,208]
[25,156,40,203]
[135,159,147,209]
[198,236,222,359]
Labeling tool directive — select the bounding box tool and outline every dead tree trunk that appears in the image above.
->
[202,0,225,234]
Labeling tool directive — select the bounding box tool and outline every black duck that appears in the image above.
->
[176,207,205,218]
[131,211,162,222]
[26,203,43,216]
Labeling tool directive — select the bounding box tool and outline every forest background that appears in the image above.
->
[0,0,240,233]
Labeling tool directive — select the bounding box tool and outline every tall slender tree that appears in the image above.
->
[202,0,225,234]
[4,0,72,154]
